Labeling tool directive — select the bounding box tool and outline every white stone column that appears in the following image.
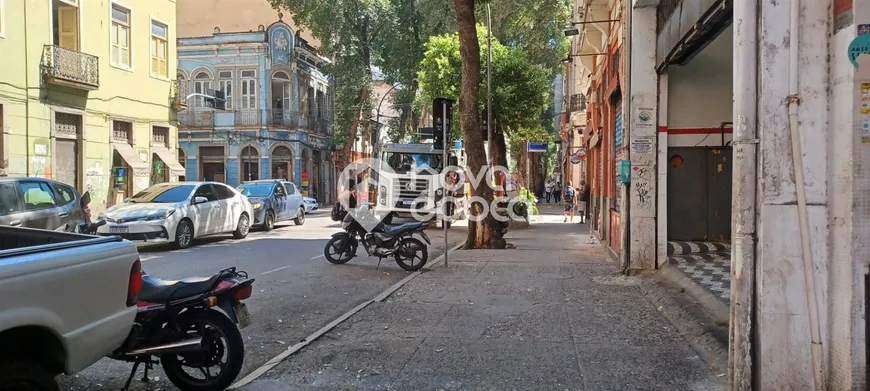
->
[627,6,658,270]
[655,72,668,268]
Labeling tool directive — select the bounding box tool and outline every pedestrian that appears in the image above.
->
[554,181,562,204]
[578,180,590,224]
[545,179,554,203]
[563,181,575,223]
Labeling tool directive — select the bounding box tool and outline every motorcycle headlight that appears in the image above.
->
[435,189,443,196]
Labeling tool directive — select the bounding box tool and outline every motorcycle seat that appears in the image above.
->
[139,273,220,303]
[381,221,424,235]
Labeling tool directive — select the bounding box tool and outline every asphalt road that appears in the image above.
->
[57,211,466,390]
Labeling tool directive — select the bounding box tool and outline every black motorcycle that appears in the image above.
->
[76,221,255,391]
[325,205,431,271]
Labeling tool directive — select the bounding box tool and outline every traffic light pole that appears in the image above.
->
[441,99,449,268]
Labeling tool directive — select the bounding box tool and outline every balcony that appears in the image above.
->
[569,94,587,113]
[313,117,331,134]
[178,110,215,128]
[41,45,99,90]
[269,109,298,128]
[170,80,187,110]
[234,109,261,127]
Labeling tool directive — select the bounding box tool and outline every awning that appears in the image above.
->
[112,142,149,171]
[151,145,186,175]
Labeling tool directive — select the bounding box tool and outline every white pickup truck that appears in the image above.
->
[0,226,140,390]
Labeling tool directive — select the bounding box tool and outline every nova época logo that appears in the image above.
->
[337,157,534,232]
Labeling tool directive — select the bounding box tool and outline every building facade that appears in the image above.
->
[0,0,181,214]
[567,0,868,387]
[176,16,334,203]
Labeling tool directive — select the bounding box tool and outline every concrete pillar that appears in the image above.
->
[754,0,831,387]
[655,72,668,268]
[626,6,658,270]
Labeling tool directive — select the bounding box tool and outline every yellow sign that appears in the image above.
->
[861,83,870,113]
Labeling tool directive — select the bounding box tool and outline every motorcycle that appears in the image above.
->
[324,205,431,271]
[77,221,255,391]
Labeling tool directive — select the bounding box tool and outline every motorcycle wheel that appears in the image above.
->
[161,309,244,391]
[324,236,357,264]
[394,237,428,272]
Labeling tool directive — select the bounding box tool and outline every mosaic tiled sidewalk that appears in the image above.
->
[667,241,731,304]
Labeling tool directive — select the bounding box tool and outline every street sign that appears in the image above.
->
[527,142,547,152]
[418,127,435,139]
[433,98,454,151]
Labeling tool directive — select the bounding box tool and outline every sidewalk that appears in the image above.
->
[239,211,726,390]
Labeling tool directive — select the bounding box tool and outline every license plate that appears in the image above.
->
[109,226,128,234]
[234,302,251,329]
[402,200,414,205]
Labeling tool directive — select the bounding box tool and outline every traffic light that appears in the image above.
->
[432,98,453,150]
[204,89,226,110]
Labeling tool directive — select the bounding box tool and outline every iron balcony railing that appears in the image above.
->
[178,110,215,128]
[269,109,298,128]
[234,109,260,127]
[41,45,99,90]
[569,94,586,112]
[170,80,187,110]
[313,117,331,134]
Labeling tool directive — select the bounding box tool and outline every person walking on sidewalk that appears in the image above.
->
[554,181,562,204]
[545,179,554,203]
[563,181,576,222]
[578,180,590,224]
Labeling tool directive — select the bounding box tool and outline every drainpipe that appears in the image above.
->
[729,0,759,389]
[786,0,826,387]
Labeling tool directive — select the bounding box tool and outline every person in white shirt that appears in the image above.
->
[545,179,554,203]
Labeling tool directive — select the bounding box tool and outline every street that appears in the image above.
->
[57,211,466,390]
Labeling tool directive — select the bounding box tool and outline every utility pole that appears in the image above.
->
[486,4,493,173]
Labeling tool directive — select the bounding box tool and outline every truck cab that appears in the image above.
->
[374,143,467,222]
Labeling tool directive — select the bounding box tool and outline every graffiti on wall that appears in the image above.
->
[85,160,109,213]
[635,181,652,210]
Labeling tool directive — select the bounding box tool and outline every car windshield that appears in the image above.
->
[383,152,443,174]
[237,183,274,197]
[129,184,196,203]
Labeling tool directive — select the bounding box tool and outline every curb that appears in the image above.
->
[229,238,466,389]
[640,272,729,375]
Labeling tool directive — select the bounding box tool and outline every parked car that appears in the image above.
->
[237,180,305,230]
[0,177,91,231]
[303,197,319,213]
[0,225,141,389]
[96,182,254,249]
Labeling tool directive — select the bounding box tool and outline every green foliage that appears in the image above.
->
[417,25,552,142]
[515,187,539,216]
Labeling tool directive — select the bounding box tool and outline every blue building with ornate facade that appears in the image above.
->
[176,16,334,203]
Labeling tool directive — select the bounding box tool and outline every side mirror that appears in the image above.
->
[193,196,208,204]
[80,191,91,208]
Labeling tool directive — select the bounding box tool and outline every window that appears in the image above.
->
[274,183,286,197]
[0,183,20,216]
[241,70,256,110]
[272,71,291,111]
[218,71,233,109]
[150,20,168,78]
[110,4,131,68]
[193,184,217,202]
[193,72,211,108]
[152,126,169,146]
[53,183,76,205]
[130,184,195,203]
[112,120,132,143]
[214,184,235,200]
[284,182,297,195]
[20,181,57,211]
[0,0,6,38]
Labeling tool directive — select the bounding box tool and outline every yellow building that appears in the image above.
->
[0,0,184,214]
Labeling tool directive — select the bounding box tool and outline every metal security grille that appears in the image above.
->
[152,126,169,146]
[54,112,81,137]
[394,177,429,202]
[113,121,132,142]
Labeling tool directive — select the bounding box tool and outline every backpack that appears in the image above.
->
[564,186,575,200]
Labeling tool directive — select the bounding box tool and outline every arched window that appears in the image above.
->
[240,146,260,181]
[193,71,212,109]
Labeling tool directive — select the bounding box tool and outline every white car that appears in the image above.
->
[303,197,319,213]
[97,181,254,249]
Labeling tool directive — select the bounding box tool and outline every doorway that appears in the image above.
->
[240,145,260,182]
[667,147,733,241]
[54,112,82,189]
[271,145,293,181]
[199,146,225,182]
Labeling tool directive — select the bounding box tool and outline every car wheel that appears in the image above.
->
[294,208,305,225]
[233,213,250,239]
[174,219,194,249]
[263,210,275,231]
[0,360,59,391]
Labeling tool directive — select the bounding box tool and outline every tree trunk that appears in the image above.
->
[452,0,500,249]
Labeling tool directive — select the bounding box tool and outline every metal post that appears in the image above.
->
[441,100,449,267]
